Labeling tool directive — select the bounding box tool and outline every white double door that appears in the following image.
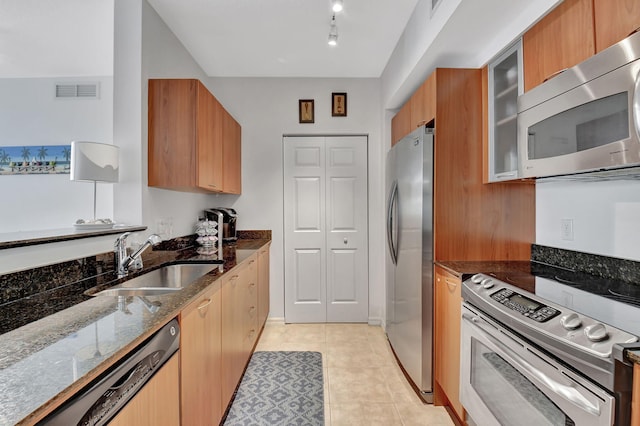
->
[284,135,368,323]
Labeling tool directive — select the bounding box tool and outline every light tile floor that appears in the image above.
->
[254,322,455,426]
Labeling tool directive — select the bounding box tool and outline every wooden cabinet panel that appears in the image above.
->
[434,266,464,420]
[180,285,223,426]
[148,78,241,194]
[243,256,259,355]
[222,108,242,194]
[433,68,534,262]
[148,79,198,190]
[633,363,640,425]
[523,0,595,91]
[221,267,245,407]
[594,0,640,52]
[196,88,224,191]
[410,72,437,129]
[391,101,412,146]
[108,354,179,426]
[257,244,271,329]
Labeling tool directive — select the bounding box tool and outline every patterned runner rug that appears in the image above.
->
[223,351,324,426]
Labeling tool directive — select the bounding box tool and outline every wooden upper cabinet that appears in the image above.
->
[148,78,241,194]
[196,85,224,191]
[222,108,242,194]
[391,101,411,146]
[594,0,640,52]
[410,72,437,129]
[523,0,595,91]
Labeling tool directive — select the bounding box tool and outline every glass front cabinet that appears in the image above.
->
[488,40,522,181]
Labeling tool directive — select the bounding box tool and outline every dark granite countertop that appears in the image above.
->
[0,234,271,425]
[435,260,532,278]
[0,225,147,250]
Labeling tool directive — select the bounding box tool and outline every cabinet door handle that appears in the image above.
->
[543,68,568,83]
[197,298,212,311]
[229,275,240,286]
[445,278,458,291]
[249,260,255,265]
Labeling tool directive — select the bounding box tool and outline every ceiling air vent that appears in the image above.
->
[55,83,100,99]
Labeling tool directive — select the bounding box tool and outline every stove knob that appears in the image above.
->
[471,274,483,284]
[584,323,608,342]
[481,278,494,289]
[560,313,582,330]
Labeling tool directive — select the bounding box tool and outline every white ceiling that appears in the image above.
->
[0,0,419,79]
[146,0,421,78]
[0,0,558,82]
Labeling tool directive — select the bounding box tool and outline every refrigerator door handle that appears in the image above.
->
[386,180,398,265]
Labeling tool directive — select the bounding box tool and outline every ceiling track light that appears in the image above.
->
[328,14,338,46]
[332,0,344,13]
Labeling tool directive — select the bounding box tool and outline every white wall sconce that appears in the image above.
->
[70,141,119,225]
[332,0,344,13]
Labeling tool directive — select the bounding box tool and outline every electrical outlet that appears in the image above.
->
[560,219,574,241]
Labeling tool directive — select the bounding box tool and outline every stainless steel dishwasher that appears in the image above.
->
[41,318,180,425]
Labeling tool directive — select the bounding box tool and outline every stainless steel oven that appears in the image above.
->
[460,274,638,426]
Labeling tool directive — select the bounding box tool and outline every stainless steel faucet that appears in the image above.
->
[114,232,162,278]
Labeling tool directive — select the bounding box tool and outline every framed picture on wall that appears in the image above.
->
[332,92,347,117]
[299,99,314,123]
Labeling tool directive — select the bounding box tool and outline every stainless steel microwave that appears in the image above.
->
[517,31,640,178]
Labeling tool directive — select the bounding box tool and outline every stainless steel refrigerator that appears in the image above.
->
[386,126,434,403]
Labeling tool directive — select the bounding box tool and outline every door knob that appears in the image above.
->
[343,238,348,244]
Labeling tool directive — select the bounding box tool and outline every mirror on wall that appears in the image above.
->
[0,0,114,234]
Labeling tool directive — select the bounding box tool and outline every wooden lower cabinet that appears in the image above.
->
[633,363,640,425]
[180,283,223,425]
[257,244,271,329]
[434,266,464,421]
[108,353,180,426]
[242,255,259,357]
[221,266,245,408]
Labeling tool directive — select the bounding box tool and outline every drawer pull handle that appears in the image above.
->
[197,298,212,311]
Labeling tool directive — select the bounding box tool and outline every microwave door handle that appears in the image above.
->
[633,69,640,140]
[386,181,398,265]
[462,314,601,417]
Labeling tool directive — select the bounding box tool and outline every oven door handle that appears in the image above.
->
[463,314,601,417]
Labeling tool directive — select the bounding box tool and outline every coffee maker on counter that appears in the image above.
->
[204,208,237,242]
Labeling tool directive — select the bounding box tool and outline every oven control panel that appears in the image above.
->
[463,273,640,358]
[490,288,560,322]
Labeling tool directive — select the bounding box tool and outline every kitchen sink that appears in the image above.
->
[87,262,222,297]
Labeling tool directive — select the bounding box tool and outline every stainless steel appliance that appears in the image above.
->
[517,31,640,178]
[460,272,639,426]
[385,126,434,402]
[42,319,180,425]
[205,207,237,241]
